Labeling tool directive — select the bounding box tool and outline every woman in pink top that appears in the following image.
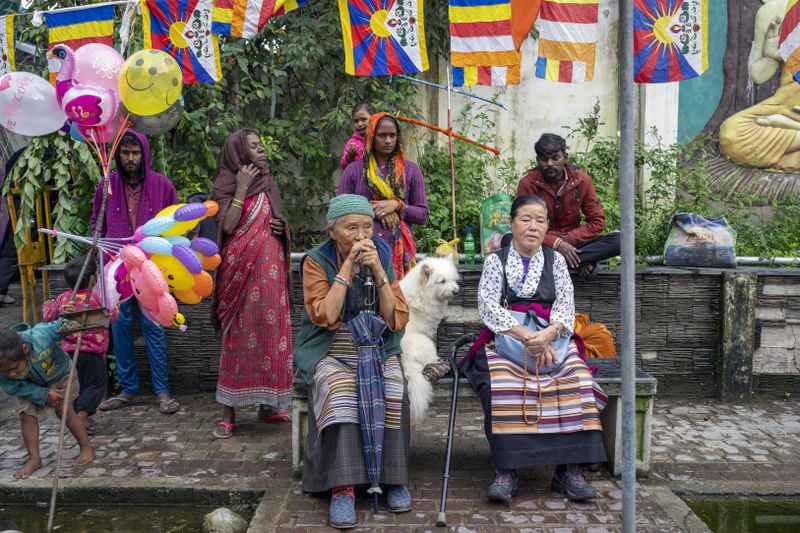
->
[42,255,115,435]
[339,102,375,170]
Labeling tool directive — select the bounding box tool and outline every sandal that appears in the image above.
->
[158,398,181,415]
[258,406,291,423]
[263,411,291,424]
[98,395,144,411]
[213,421,236,439]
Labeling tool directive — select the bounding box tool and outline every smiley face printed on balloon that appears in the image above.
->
[119,49,183,116]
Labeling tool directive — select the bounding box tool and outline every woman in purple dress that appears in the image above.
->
[337,112,429,279]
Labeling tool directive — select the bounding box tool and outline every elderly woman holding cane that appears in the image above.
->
[462,194,607,503]
[294,194,412,529]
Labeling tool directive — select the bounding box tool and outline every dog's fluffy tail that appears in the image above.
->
[405,360,434,422]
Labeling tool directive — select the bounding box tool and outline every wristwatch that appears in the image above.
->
[376,274,388,288]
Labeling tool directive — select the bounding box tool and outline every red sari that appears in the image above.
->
[215,193,293,409]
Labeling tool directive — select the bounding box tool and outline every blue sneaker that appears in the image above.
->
[329,490,356,529]
[386,484,412,513]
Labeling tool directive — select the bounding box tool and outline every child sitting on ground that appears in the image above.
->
[0,319,94,479]
[43,255,114,436]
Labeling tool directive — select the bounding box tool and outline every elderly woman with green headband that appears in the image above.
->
[294,194,411,529]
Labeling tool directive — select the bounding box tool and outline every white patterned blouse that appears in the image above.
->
[477,244,575,336]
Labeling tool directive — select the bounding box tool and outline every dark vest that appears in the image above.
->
[293,237,404,383]
[495,245,556,309]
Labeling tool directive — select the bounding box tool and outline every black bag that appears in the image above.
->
[184,191,219,243]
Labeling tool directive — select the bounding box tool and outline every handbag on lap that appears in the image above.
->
[492,245,570,374]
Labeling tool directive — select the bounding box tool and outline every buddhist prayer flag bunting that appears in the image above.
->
[273,0,311,15]
[633,0,709,83]
[141,0,222,84]
[452,64,520,86]
[534,0,598,83]
[338,0,428,77]
[510,0,541,50]
[45,5,115,83]
[449,0,520,67]
[211,0,278,38]
[779,0,800,83]
[0,16,15,76]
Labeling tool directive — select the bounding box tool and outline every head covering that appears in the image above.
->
[114,129,152,182]
[362,112,406,200]
[327,194,374,221]
[210,129,291,331]
[211,129,287,244]
[361,112,417,278]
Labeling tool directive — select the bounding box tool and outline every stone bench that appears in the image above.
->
[291,357,657,478]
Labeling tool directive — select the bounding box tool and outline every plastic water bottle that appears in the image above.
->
[464,227,475,265]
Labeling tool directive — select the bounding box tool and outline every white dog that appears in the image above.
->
[399,257,460,422]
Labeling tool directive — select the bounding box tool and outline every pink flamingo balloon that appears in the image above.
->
[49,44,119,127]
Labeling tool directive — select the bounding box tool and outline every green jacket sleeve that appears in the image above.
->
[33,320,65,346]
[0,376,49,406]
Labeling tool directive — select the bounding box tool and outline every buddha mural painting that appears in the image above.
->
[719,0,800,172]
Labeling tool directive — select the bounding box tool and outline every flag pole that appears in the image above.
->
[446,67,457,241]
[618,0,637,531]
[394,74,508,109]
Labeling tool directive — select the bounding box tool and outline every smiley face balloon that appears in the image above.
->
[119,49,183,116]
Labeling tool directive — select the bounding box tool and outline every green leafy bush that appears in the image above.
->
[565,104,800,259]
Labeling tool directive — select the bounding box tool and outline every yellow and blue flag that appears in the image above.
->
[45,5,115,83]
[0,15,15,76]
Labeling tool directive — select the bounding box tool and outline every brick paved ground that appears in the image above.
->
[650,399,800,485]
[0,286,798,531]
[2,393,798,531]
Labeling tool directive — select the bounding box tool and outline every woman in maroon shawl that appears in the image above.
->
[211,129,293,439]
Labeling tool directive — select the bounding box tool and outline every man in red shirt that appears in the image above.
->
[515,133,619,276]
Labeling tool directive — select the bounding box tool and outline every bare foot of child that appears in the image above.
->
[74,446,95,466]
[14,457,42,479]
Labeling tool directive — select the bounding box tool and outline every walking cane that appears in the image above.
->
[436,332,476,527]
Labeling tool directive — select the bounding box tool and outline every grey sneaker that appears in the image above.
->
[0,294,15,305]
[328,490,356,529]
[386,484,412,513]
[550,465,599,501]
[485,469,518,502]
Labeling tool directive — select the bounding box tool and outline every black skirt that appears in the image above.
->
[462,347,607,470]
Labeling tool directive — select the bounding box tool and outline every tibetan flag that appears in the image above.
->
[452,64,520,86]
[338,0,428,77]
[634,0,708,83]
[45,5,115,83]
[0,16,15,76]
[141,0,222,84]
[211,0,278,38]
[511,0,541,50]
[273,0,310,15]
[449,0,520,67]
[534,0,598,83]
[779,0,800,83]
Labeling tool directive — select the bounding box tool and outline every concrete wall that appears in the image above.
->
[753,274,800,394]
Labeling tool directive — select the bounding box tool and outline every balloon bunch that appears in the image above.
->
[134,202,221,305]
[0,44,184,187]
[115,201,220,328]
[38,201,220,330]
